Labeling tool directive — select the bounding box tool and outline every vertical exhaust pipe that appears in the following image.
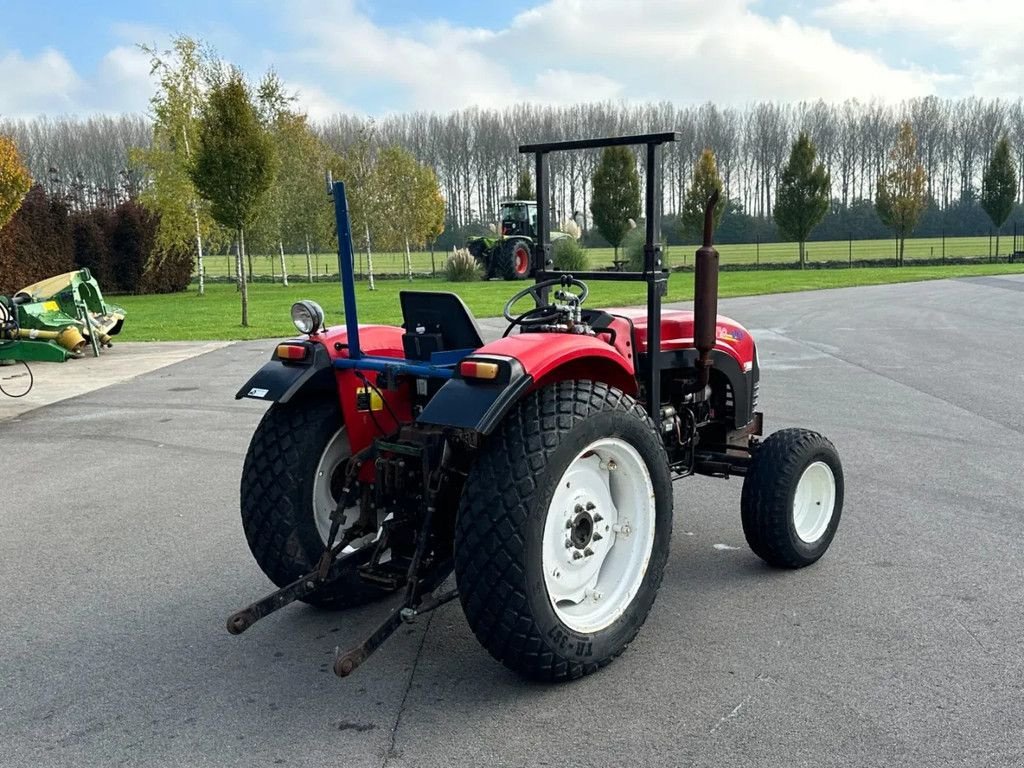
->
[689,190,720,393]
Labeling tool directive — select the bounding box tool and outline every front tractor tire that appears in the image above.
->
[500,237,533,280]
[455,381,673,681]
[239,397,388,609]
[740,428,844,568]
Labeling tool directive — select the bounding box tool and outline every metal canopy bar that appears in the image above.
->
[519,132,681,154]
[522,131,679,419]
[332,180,362,360]
[332,357,455,380]
[533,270,665,283]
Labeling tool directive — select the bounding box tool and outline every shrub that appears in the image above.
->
[0,185,74,294]
[623,228,670,271]
[551,237,589,271]
[444,247,481,282]
[142,243,194,294]
[71,209,112,286]
[107,200,157,294]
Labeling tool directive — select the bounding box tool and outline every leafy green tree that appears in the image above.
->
[133,36,221,295]
[189,70,276,326]
[981,137,1018,256]
[682,149,726,240]
[277,116,333,283]
[774,133,831,268]
[514,168,534,200]
[590,146,640,258]
[375,146,446,280]
[0,134,31,231]
[876,122,927,266]
[330,131,380,290]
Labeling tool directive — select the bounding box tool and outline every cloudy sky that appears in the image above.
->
[1,0,1020,119]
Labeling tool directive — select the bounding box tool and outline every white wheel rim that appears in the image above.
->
[541,438,657,634]
[792,461,836,544]
[312,427,359,547]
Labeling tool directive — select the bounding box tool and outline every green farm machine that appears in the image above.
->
[0,269,126,364]
[466,200,573,280]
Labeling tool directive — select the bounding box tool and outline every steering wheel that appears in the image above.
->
[502,277,589,330]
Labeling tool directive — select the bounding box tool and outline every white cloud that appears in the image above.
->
[0,49,82,117]
[0,46,153,118]
[95,46,154,112]
[2,0,980,120]
[817,0,1024,96]
[273,0,941,114]
[287,81,355,121]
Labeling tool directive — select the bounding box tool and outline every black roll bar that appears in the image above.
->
[518,132,680,418]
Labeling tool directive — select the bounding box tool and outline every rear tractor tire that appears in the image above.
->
[500,237,533,280]
[455,381,673,681]
[239,397,390,609]
[740,428,844,568]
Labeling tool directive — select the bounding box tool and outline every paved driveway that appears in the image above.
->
[2,276,1023,767]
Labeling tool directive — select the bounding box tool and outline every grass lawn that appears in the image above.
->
[207,234,1010,279]
[116,262,1024,342]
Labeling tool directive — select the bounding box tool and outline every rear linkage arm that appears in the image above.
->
[225,436,458,679]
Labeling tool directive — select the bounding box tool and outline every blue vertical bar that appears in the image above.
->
[332,180,361,359]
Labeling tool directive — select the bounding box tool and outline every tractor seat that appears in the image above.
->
[399,291,484,361]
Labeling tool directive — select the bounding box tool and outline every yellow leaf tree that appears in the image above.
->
[0,135,32,231]
[875,122,927,266]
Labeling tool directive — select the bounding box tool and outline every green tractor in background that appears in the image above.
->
[466,200,573,280]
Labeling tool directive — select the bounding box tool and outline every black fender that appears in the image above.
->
[235,342,336,403]
[417,359,533,435]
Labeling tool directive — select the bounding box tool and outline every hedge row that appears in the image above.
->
[0,186,192,296]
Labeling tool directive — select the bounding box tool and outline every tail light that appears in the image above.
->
[276,343,309,361]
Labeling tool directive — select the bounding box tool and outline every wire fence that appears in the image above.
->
[197,230,1024,283]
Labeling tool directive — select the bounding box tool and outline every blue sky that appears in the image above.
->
[1,1,1019,119]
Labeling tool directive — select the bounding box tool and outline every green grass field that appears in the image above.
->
[116,262,1024,342]
[203,234,1011,280]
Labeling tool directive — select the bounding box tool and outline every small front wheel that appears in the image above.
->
[741,428,844,568]
[455,381,673,681]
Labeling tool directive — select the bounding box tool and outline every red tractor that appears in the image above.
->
[228,133,844,681]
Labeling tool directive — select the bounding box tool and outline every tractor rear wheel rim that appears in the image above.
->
[313,427,359,547]
[792,460,836,543]
[541,438,656,634]
[514,245,529,274]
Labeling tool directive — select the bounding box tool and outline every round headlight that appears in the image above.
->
[290,300,324,335]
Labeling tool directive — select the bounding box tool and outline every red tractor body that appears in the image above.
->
[228,133,842,682]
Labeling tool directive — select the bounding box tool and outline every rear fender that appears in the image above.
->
[417,333,636,436]
[235,324,407,406]
[235,341,334,403]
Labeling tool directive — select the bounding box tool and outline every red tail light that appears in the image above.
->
[276,343,308,361]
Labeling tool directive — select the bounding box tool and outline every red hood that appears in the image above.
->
[604,307,755,370]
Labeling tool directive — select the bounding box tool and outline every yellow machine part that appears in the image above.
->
[356,386,384,412]
[13,326,86,351]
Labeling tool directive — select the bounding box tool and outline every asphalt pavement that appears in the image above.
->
[2,275,1023,767]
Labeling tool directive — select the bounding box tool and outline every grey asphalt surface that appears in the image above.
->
[3,275,1023,767]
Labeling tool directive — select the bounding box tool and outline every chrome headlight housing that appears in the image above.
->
[290,300,324,335]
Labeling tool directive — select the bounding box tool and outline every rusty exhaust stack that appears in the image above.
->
[689,190,720,393]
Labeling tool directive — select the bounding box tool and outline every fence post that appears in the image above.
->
[942,229,945,263]
[756,235,760,269]
[989,227,993,261]
[848,234,852,267]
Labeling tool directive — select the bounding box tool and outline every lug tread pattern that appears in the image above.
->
[240,398,381,608]
[455,380,670,681]
[740,427,842,568]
